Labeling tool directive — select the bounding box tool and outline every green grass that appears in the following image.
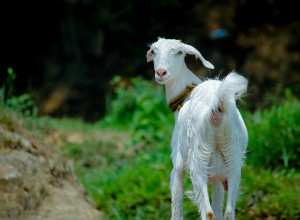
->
[61,129,299,220]
[245,90,300,169]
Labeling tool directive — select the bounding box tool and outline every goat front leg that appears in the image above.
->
[224,171,241,220]
[170,165,184,220]
[170,150,184,220]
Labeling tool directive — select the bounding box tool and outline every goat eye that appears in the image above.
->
[176,51,183,55]
[151,50,155,55]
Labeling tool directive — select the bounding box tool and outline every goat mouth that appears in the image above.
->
[155,75,169,84]
[156,78,167,84]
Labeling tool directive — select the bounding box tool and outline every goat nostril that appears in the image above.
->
[157,69,167,76]
[162,71,167,76]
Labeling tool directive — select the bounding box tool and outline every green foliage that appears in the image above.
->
[62,129,300,220]
[102,77,300,170]
[237,166,300,219]
[0,107,17,131]
[4,67,16,98]
[76,146,172,220]
[0,67,37,116]
[3,76,299,219]
[81,78,300,219]
[100,76,174,145]
[245,90,300,169]
[5,93,37,116]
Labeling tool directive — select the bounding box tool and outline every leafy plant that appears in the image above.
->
[92,77,300,219]
[0,67,37,116]
[245,89,300,169]
[100,76,174,145]
[236,166,300,220]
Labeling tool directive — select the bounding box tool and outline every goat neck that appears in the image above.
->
[165,64,201,105]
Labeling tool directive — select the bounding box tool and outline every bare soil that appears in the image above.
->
[0,116,105,220]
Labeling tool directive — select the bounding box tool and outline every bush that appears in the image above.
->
[0,67,37,116]
[245,90,300,169]
[102,77,300,169]
[100,76,174,144]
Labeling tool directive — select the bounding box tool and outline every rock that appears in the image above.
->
[0,151,47,219]
[0,124,105,220]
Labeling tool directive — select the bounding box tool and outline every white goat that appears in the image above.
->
[146,38,248,220]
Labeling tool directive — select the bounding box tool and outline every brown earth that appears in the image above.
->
[0,110,106,220]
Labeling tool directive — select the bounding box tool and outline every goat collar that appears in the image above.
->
[168,84,197,112]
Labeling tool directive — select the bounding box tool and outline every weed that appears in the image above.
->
[0,67,37,116]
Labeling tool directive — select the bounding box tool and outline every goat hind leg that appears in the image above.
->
[212,181,225,220]
[190,172,214,220]
[224,172,241,220]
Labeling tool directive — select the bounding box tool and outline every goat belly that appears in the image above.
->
[208,150,228,190]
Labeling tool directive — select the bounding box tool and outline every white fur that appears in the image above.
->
[179,73,248,220]
[147,38,248,220]
[146,38,214,105]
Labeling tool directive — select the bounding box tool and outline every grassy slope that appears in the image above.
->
[30,114,299,220]
[1,107,299,219]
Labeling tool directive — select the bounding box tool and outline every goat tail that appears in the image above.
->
[217,71,248,103]
[189,71,248,116]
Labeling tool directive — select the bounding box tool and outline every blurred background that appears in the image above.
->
[0,0,299,121]
[0,1,299,219]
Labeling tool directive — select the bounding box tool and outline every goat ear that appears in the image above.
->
[184,44,214,69]
[146,49,153,62]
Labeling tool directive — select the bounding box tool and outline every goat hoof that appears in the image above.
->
[207,211,214,220]
[225,212,231,220]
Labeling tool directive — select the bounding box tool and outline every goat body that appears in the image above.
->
[146,38,248,220]
[178,73,248,220]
